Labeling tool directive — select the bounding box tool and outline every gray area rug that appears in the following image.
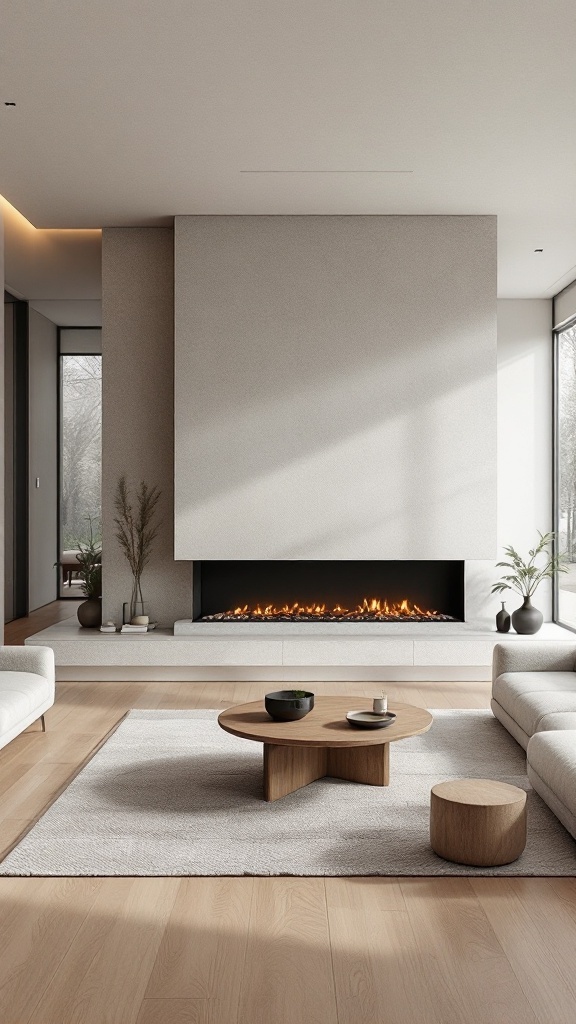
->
[2,709,575,876]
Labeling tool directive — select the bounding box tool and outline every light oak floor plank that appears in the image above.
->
[145,876,253,1023]
[471,877,576,1024]
[136,999,224,1024]
[238,877,338,1024]
[326,877,435,1024]
[401,877,539,1024]
[27,878,179,1024]
[0,762,79,823]
[0,816,33,851]
[0,877,102,1024]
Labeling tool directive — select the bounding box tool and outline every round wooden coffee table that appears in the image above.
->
[218,696,433,801]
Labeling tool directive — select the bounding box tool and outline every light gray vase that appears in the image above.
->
[511,596,543,635]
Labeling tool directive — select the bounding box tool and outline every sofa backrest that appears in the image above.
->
[492,642,576,683]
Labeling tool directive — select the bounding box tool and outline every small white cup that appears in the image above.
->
[373,696,388,714]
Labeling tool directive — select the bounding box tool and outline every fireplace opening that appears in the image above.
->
[193,561,465,623]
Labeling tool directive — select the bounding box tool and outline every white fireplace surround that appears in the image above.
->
[25,619,575,682]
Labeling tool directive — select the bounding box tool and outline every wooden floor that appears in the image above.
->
[1,609,576,1023]
[5,599,81,645]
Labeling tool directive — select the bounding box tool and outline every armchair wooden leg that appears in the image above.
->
[40,714,46,732]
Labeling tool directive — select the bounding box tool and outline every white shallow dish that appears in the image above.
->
[346,710,397,729]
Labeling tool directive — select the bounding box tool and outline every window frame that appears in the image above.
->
[553,314,576,632]
[57,333,102,599]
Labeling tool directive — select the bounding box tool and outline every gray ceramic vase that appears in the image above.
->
[496,602,511,633]
[511,596,543,635]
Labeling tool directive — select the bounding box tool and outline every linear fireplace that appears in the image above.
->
[192,561,465,623]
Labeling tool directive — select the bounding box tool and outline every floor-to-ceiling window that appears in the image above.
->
[59,330,102,598]
[555,319,576,629]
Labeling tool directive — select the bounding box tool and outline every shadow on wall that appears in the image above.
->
[177,353,495,560]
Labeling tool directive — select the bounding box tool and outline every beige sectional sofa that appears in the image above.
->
[492,642,576,840]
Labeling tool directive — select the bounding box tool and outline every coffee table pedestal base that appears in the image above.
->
[263,742,390,801]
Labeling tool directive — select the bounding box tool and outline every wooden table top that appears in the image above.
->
[218,696,433,748]
[431,779,526,807]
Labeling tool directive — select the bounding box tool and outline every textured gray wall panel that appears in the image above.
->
[102,228,191,626]
[175,215,497,560]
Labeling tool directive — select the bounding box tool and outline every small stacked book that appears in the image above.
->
[120,623,148,633]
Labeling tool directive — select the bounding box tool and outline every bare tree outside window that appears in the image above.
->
[557,325,576,627]
[60,355,102,593]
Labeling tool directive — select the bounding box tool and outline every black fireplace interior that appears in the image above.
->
[193,561,465,622]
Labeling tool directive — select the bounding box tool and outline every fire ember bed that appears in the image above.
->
[201,599,458,623]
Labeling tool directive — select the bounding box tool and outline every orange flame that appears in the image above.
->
[204,598,449,622]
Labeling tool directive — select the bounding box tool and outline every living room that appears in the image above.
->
[1,2,576,1022]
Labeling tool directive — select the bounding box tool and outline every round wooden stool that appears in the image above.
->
[430,779,527,867]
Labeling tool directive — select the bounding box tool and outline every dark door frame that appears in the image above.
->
[4,292,29,619]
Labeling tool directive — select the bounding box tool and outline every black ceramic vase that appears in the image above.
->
[496,602,511,633]
[511,596,543,635]
[77,598,102,628]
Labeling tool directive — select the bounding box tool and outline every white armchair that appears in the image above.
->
[0,646,55,751]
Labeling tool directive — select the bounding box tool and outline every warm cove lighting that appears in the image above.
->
[1,193,101,301]
[0,193,101,237]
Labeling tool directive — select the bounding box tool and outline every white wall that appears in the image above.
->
[175,215,497,561]
[28,308,58,611]
[60,327,101,354]
[466,298,553,625]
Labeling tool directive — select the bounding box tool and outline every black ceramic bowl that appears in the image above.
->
[264,690,315,721]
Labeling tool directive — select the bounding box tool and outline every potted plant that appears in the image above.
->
[492,532,567,634]
[113,475,161,622]
[75,518,102,628]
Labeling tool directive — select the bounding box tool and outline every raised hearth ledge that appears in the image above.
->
[24,619,575,681]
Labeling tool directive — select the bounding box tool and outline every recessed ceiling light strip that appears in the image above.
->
[240,169,414,173]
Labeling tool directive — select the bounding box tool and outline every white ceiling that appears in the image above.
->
[1,0,575,297]
[28,300,102,326]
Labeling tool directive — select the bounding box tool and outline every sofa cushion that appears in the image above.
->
[492,671,576,738]
[534,712,576,733]
[0,672,52,734]
[493,671,576,703]
[527,731,576,820]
